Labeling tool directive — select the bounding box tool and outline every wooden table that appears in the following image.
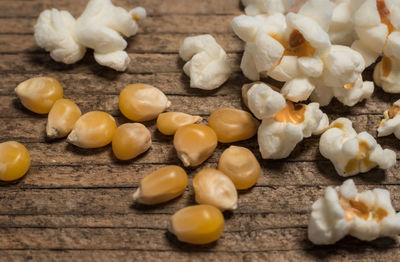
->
[0,0,399,261]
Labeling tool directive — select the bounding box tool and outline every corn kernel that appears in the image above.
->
[193,168,238,211]
[67,111,117,148]
[169,205,224,245]
[119,83,171,122]
[46,99,82,139]
[173,124,218,167]
[112,123,152,160]
[0,141,31,181]
[133,165,188,205]
[218,146,261,190]
[15,77,63,114]
[208,108,259,143]
[157,112,202,135]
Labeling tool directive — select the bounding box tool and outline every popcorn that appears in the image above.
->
[34,9,86,64]
[258,101,328,159]
[34,0,146,71]
[243,82,286,119]
[233,0,374,105]
[377,99,400,139]
[179,34,232,90]
[241,0,295,16]
[352,0,400,67]
[308,179,400,245]
[319,118,396,176]
[373,56,400,93]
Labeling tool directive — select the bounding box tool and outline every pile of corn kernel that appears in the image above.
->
[2,0,400,247]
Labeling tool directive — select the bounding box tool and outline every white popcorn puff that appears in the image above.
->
[241,0,295,16]
[179,35,232,90]
[34,0,146,71]
[374,56,400,93]
[258,101,328,159]
[244,82,286,119]
[319,118,396,177]
[378,99,400,139]
[352,0,400,67]
[308,179,400,245]
[34,9,86,64]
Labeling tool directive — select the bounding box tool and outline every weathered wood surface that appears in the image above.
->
[1,0,400,261]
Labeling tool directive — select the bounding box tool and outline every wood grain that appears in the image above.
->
[1,0,400,261]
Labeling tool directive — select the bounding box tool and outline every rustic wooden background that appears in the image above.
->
[0,0,400,261]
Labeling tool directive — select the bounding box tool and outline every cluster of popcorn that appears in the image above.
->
[309,179,400,245]
[233,0,375,107]
[242,82,328,159]
[34,0,146,71]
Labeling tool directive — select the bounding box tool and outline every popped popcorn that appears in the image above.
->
[241,0,295,16]
[244,82,286,120]
[258,101,328,159]
[232,0,373,105]
[378,99,400,139]
[179,35,232,90]
[34,0,146,71]
[352,0,400,66]
[374,56,400,93]
[308,179,400,245]
[319,118,396,177]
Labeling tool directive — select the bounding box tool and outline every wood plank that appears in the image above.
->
[0,34,243,54]
[0,15,235,34]
[1,185,400,215]
[0,93,243,118]
[0,114,383,143]
[0,72,247,96]
[1,249,400,262]
[0,213,307,230]
[0,53,242,74]
[0,227,398,251]
[2,160,400,189]
[0,0,242,18]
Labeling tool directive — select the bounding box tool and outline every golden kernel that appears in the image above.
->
[157,112,202,135]
[119,83,171,122]
[208,108,259,143]
[46,99,82,139]
[169,205,224,245]
[0,141,31,181]
[112,123,152,160]
[193,168,238,211]
[15,77,63,114]
[173,124,218,167]
[67,111,117,148]
[218,146,261,190]
[133,165,188,205]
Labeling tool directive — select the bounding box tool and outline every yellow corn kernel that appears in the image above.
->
[46,99,82,139]
[132,165,188,205]
[157,112,202,135]
[0,141,31,181]
[218,146,261,190]
[119,83,171,122]
[112,123,152,160]
[173,124,218,167]
[15,77,63,114]
[208,108,259,143]
[169,205,224,245]
[67,111,117,148]
[193,168,238,211]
